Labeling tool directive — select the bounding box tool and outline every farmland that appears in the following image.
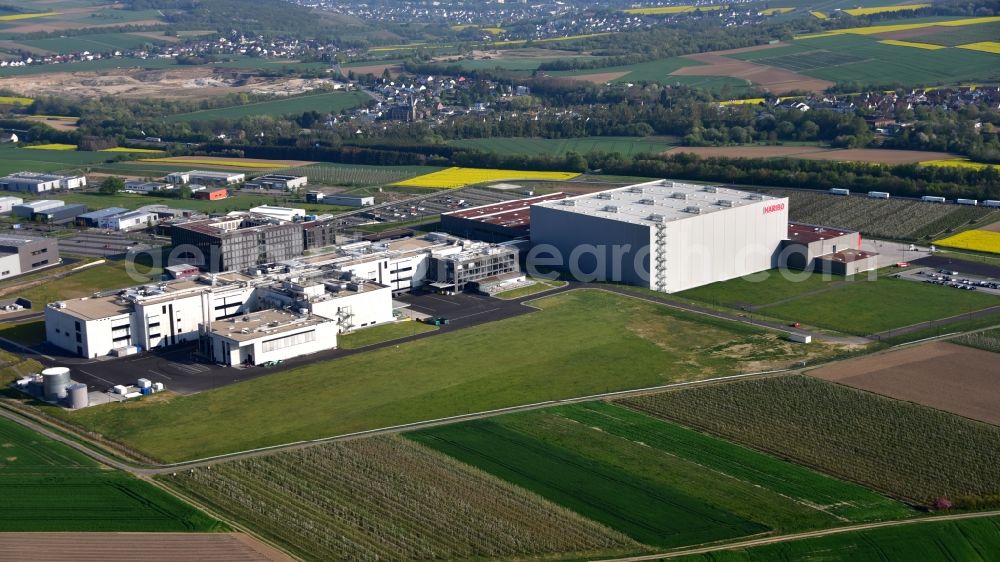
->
[762,189,997,240]
[809,341,1000,425]
[675,516,1000,561]
[15,32,169,53]
[794,15,1000,39]
[395,167,580,188]
[619,375,1000,504]
[137,156,307,169]
[448,136,677,157]
[0,416,220,532]
[0,95,32,105]
[843,4,929,16]
[163,91,370,122]
[623,5,725,14]
[163,435,635,561]
[954,327,1000,353]
[935,229,1000,254]
[0,145,118,175]
[409,403,909,548]
[279,162,440,187]
[48,290,829,461]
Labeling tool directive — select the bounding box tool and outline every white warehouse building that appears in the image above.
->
[530,180,789,293]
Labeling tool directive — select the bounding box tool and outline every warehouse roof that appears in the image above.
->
[787,222,855,243]
[443,193,567,231]
[78,207,129,221]
[532,180,782,225]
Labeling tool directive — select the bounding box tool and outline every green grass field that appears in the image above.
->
[676,516,1000,561]
[0,56,177,77]
[0,145,117,176]
[448,136,677,157]
[0,417,221,532]
[337,321,437,349]
[678,273,999,336]
[49,289,825,462]
[732,34,1000,87]
[408,403,910,548]
[8,260,162,306]
[916,21,1000,46]
[550,56,753,93]
[17,32,169,53]
[0,320,45,346]
[620,375,1000,504]
[164,91,370,122]
[495,278,567,299]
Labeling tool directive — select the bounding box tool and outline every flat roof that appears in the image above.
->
[173,170,244,178]
[207,309,329,342]
[819,249,879,263]
[444,193,567,230]
[247,174,306,181]
[54,296,131,321]
[0,234,48,246]
[532,180,781,225]
[787,222,855,243]
[78,207,129,220]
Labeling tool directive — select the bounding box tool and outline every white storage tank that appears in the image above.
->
[41,367,71,400]
[67,383,88,409]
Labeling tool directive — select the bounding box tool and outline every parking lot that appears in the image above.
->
[895,267,1000,296]
[335,186,529,231]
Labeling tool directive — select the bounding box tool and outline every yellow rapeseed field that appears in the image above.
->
[878,39,946,50]
[956,41,1000,54]
[935,230,1000,254]
[843,4,929,16]
[99,147,165,154]
[394,167,580,189]
[0,11,60,22]
[719,98,766,106]
[624,5,723,14]
[810,11,828,19]
[760,7,795,15]
[921,159,1000,171]
[24,143,77,151]
[0,96,33,106]
[139,157,287,169]
[796,15,1000,39]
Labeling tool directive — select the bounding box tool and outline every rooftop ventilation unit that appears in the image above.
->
[638,198,656,205]
[597,192,613,200]
[746,194,764,200]
[604,205,619,213]
[660,180,675,187]
[683,206,702,215]
[628,186,644,193]
[703,186,718,193]
[561,199,576,206]
[648,213,665,223]
[717,199,734,207]
[672,192,689,200]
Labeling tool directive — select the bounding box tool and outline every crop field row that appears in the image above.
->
[795,15,1000,39]
[954,328,1000,353]
[449,136,677,157]
[915,22,1000,46]
[843,3,929,16]
[16,32,169,53]
[765,188,996,240]
[280,162,439,186]
[0,417,219,532]
[623,5,724,14]
[394,166,580,188]
[410,403,910,548]
[163,91,370,122]
[50,290,831,462]
[958,41,1000,54]
[0,11,59,22]
[753,50,868,72]
[618,375,1000,504]
[675,516,1000,561]
[163,435,634,561]
[877,39,945,50]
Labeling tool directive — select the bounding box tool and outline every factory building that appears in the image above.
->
[123,181,174,194]
[0,234,59,280]
[428,244,519,293]
[0,172,86,193]
[780,223,878,275]
[99,210,156,232]
[35,203,88,224]
[13,200,63,218]
[46,264,395,361]
[440,192,566,241]
[249,205,305,222]
[0,196,24,214]
[306,192,375,207]
[77,207,129,228]
[244,174,308,191]
[530,180,789,293]
[166,170,245,186]
[171,215,304,273]
[192,188,228,201]
[204,309,337,367]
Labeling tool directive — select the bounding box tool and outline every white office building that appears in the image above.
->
[166,170,245,186]
[204,309,337,367]
[530,180,789,293]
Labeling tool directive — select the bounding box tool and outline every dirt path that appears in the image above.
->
[0,532,294,562]
[671,44,835,94]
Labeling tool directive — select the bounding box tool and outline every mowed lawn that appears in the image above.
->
[52,290,815,462]
[0,417,220,532]
[164,91,370,122]
[408,403,910,548]
[674,516,1000,562]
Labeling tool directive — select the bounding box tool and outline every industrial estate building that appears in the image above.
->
[306,192,375,207]
[0,196,24,214]
[0,172,86,193]
[781,223,878,275]
[244,174,308,191]
[171,214,305,273]
[166,170,245,186]
[13,200,64,219]
[441,192,566,241]
[530,180,789,293]
[0,234,59,280]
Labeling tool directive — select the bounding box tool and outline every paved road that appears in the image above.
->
[595,509,1000,561]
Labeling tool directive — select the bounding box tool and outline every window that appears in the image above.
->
[31,259,49,268]
[75,321,81,332]
[75,333,81,343]
[261,330,316,353]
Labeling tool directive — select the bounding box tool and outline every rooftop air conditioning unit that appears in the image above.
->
[672,192,688,200]
[703,186,718,193]
[746,194,764,200]
[604,205,619,213]
[684,206,702,215]
[648,214,665,223]
[628,186,644,193]
[562,200,576,206]
[717,199,734,207]
[638,198,655,205]
[597,192,613,199]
